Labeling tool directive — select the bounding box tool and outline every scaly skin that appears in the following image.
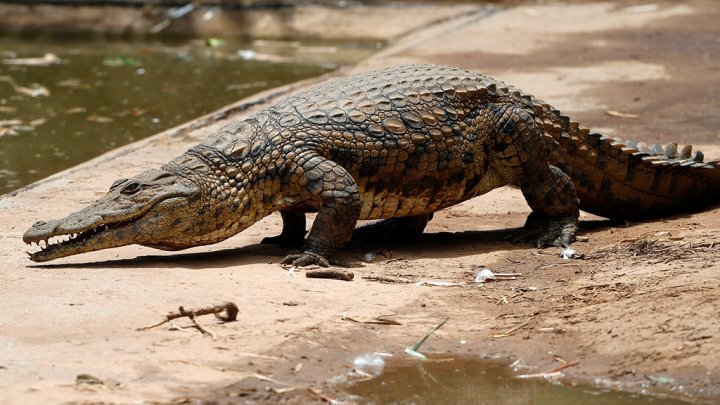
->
[23,65,720,266]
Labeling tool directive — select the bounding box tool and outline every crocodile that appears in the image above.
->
[23,64,720,266]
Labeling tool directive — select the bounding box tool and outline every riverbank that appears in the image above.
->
[1,1,718,403]
[0,1,479,39]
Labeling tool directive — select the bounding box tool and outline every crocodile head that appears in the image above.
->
[23,168,209,262]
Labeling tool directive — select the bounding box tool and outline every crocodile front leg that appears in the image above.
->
[281,155,361,267]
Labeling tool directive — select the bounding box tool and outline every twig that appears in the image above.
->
[362,275,413,284]
[492,317,534,338]
[494,273,524,277]
[169,323,202,335]
[137,302,239,338]
[410,318,449,352]
[188,313,216,339]
[306,269,354,281]
[343,316,402,325]
[517,360,580,378]
[306,387,342,403]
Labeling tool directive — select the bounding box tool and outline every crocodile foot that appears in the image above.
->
[508,212,578,248]
[261,232,307,247]
[281,251,330,268]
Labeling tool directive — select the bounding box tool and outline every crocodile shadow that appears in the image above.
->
[28,218,623,270]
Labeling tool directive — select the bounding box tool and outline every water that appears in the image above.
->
[348,357,689,405]
[0,34,379,194]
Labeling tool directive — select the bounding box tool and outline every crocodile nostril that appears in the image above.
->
[34,221,47,227]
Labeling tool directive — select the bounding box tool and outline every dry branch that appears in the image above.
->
[137,302,239,338]
[306,269,354,281]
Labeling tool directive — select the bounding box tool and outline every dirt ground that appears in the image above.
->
[0,1,718,404]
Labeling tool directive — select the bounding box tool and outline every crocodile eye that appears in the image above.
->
[110,178,128,191]
[121,182,141,195]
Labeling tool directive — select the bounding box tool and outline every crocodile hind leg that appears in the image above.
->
[515,165,579,248]
[281,156,361,267]
[353,213,434,243]
[489,104,579,247]
[261,210,307,247]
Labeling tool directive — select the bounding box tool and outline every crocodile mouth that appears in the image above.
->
[24,217,139,262]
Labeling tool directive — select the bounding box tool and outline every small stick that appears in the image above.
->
[517,360,580,379]
[492,317,534,338]
[137,302,239,333]
[188,313,216,340]
[410,318,449,352]
[306,269,354,281]
[169,323,203,335]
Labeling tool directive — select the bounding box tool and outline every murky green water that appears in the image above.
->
[348,357,689,405]
[0,34,379,194]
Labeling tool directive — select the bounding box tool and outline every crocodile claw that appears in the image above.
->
[281,251,330,268]
[508,213,578,248]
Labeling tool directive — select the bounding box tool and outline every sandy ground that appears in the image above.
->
[1,1,719,404]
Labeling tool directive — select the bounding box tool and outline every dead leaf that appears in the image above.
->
[76,374,104,386]
[0,106,17,113]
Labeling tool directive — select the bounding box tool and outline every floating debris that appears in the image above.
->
[14,84,50,97]
[237,49,294,63]
[2,53,59,66]
[205,38,226,48]
[225,81,268,91]
[86,114,114,123]
[0,118,45,137]
[102,56,140,67]
[64,107,87,114]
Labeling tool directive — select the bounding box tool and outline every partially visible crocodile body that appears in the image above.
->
[23,65,720,266]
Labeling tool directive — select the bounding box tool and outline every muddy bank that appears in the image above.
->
[0,2,480,39]
[0,1,718,404]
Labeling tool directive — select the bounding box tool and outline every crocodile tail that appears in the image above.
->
[537,106,720,220]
